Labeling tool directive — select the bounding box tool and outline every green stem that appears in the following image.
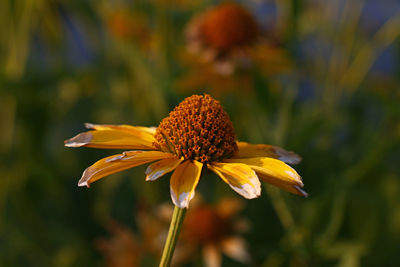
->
[159,205,187,267]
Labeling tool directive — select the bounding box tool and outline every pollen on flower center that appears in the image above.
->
[154,94,238,163]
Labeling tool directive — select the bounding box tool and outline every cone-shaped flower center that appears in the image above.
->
[200,3,258,51]
[154,94,238,163]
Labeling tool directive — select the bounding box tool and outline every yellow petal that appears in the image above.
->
[78,151,174,187]
[170,160,203,208]
[235,142,302,165]
[145,157,183,181]
[64,123,156,150]
[85,123,156,135]
[224,157,308,197]
[208,163,261,199]
[106,150,174,162]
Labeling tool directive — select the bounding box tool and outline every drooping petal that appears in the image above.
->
[208,162,261,199]
[145,157,183,181]
[202,244,221,267]
[170,160,203,208]
[78,151,175,187]
[234,142,302,165]
[64,123,156,150]
[224,157,307,197]
[220,237,251,264]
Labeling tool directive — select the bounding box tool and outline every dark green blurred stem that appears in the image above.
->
[317,129,392,247]
[275,0,303,54]
[159,206,187,267]
[265,80,304,246]
[265,186,294,229]
[155,3,172,91]
[322,0,365,112]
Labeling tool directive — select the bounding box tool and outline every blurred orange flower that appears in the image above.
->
[103,8,155,53]
[178,197,251,267]
[65,94,307,208]
[184,3,291,75]
[96,221,142,267]
[96,204,170,267]
[178,3,292,96]
[96,197,248,267]
[186,3,257,74]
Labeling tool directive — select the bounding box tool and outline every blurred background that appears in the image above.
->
[1,0,400,266]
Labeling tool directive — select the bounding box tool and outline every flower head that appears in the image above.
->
[180,2,292,95]
[182,197,251,266]
[186,3,259,75]
[154,94,237,163]
[65,94,307,208]
[187,3,258,54]
[197,3,258,52]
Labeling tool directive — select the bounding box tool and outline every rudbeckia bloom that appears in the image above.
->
[179,3,292,96]
[65,94,307,208]
[186,3,259,75]
[179,197,251,267]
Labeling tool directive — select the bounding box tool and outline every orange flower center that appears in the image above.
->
[200,3,258,51]
[154,94,238,163]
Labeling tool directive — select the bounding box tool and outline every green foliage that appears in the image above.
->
[1,0,399,266]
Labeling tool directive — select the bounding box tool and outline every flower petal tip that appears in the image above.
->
[171,190,192,209]
[77,168,92,188]
[239,182,261,199]
[145,169,164,181]
[276,149,302,165]
[228,176,261,200]
[64,132,92,147]
[244,174,261,199]
[145,170,164,181]
[77,180,90,188]
[84,122,95,129]
[209,163,261,200]
[294,185,308,198]
[64,141,87,147]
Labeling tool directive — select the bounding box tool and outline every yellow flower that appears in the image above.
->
[65,94,307,208]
